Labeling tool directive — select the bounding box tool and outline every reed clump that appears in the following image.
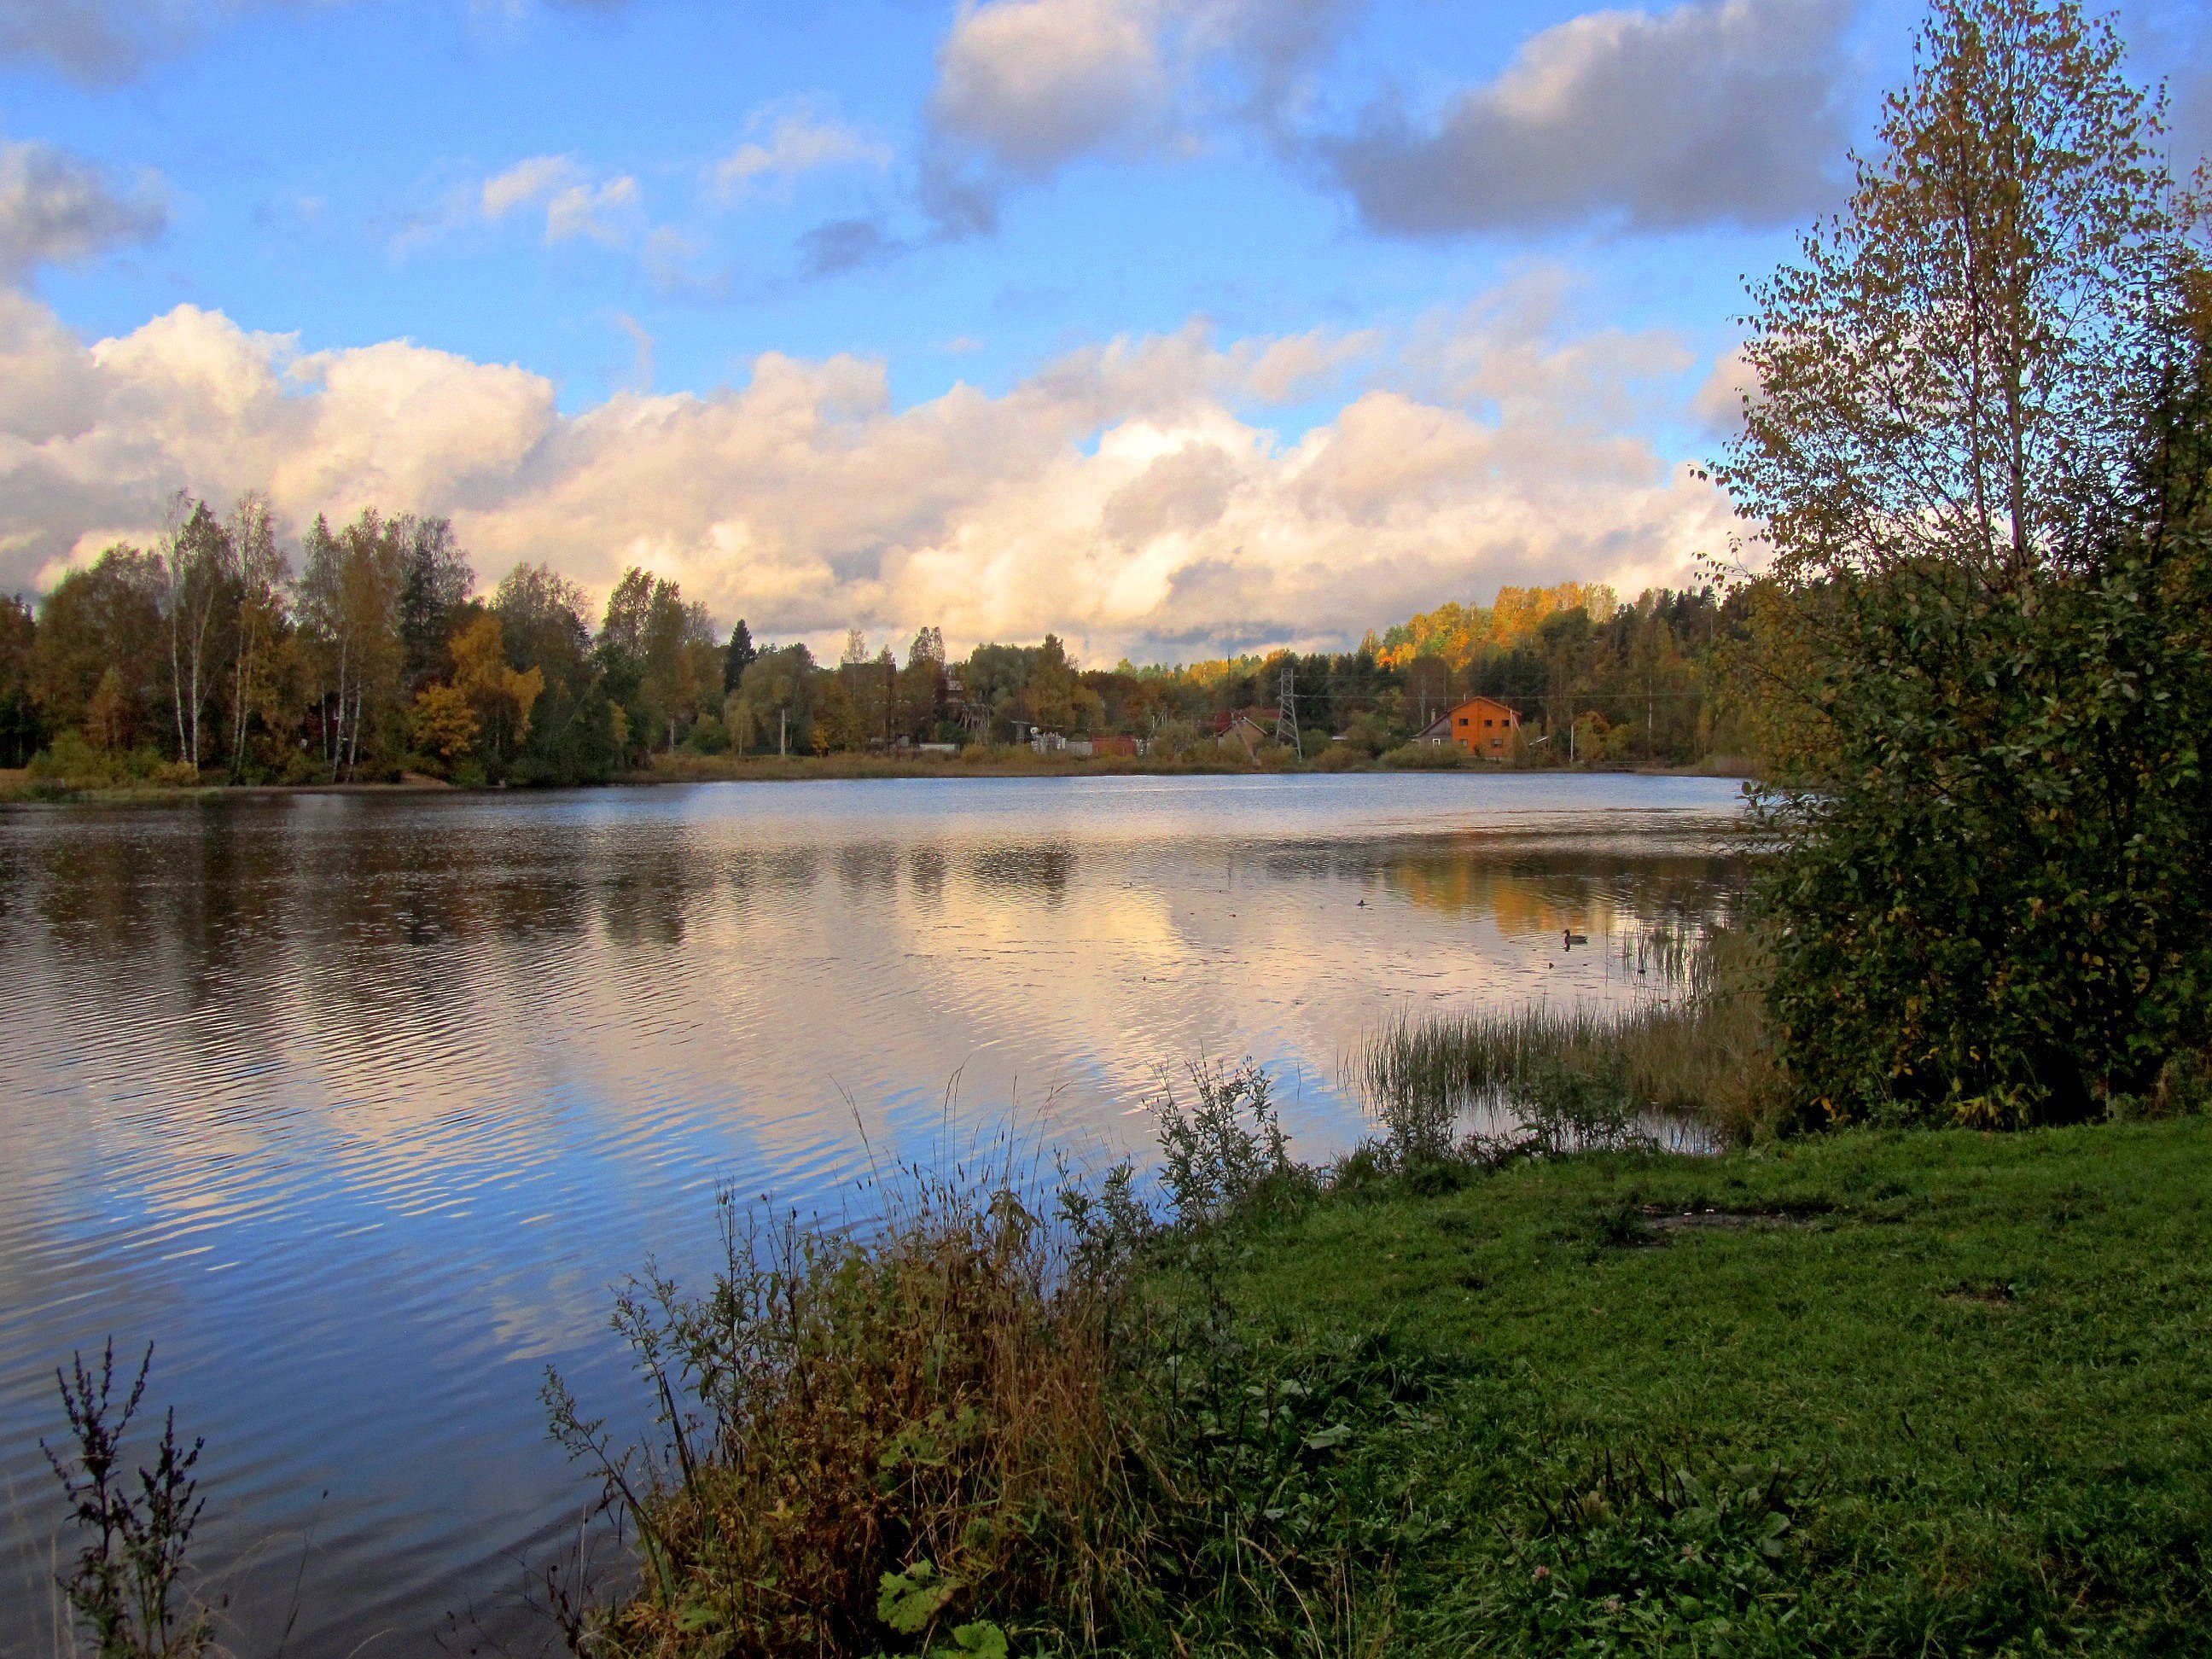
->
[1357,927,1782,1149]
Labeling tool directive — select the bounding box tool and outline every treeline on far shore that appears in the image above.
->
[0,508,1765,792]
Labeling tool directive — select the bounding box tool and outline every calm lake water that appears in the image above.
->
[0,772,1747,1655]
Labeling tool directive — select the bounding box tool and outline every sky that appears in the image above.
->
[2,0,2208,663]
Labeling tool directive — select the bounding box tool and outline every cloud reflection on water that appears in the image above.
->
[0,772,1745,1657]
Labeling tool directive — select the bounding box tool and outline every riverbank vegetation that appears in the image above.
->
[547,1070,2212,1658]
[1358,927,1780,1150]
[1719,0,2212,1132]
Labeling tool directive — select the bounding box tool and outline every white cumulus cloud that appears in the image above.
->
[923,0,1358,235]
[0,276,1731,661]
[933,0,1179,177]
[480,154,643,247]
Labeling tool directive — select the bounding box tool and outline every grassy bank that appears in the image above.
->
[1182,1118,2212,1655]
[562,1086,2212,1656]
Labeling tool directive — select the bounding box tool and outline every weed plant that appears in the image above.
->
[541,1177,1138,1656]
[1149,1057,1312,1222]
[40,1342,213,1659]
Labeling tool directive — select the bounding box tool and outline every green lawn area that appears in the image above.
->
[1177,1121,2212,1655]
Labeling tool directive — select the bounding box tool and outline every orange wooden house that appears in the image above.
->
[1417,696,1520,759]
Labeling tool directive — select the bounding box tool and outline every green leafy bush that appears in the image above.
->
[1150,1057,1311,1224]
[1756,538,2212,1126]
[27,731,199,789]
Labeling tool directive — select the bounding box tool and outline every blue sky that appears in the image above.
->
[3,0,2208,659]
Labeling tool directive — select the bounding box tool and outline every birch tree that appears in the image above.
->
[297,516,347,772]
[298,510,405,778]
[1718,0,2188,590]
[160,496,235,771]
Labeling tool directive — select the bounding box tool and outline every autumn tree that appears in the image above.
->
[410,683,478,765]
[496,563,593,673]
[641,580,716,750]
[299,510,407,778]
[493,562,621,783]
[812,672,868,754]
[897,626,946,741]
[729,643,816,754]
[595,568,718,756]
[32,547,166,748]
[1721,0,2184,591]
[1022,635,1080,733]
[451,614,544,765]
[0,594,41,765]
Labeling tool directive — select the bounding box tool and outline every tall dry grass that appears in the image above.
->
[544,1173,1166,1657]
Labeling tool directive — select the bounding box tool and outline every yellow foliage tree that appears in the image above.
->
[451,614,544,761]
[410,682,478,763]
[1377,583,1610,669]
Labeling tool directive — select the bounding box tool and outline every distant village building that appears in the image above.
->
[1418,696,1520,759]
[1216,712,1271,758]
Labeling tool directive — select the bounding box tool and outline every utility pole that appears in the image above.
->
[1274,661,1302,758]
[779,706,788,756]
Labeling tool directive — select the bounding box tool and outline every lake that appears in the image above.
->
[0,772,1748,1656]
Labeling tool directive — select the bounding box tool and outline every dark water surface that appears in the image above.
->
[0,772,1746,1655]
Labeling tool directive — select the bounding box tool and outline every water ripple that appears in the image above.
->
[0,773,1746,1656]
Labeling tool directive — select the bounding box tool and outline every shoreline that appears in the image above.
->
[0,754,1760,806]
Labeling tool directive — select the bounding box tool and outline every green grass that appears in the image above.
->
[569,1114,2212,1656]
[1173,1118,2212,1655]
